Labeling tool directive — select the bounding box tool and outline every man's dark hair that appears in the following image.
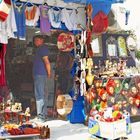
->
[33,35,45,42]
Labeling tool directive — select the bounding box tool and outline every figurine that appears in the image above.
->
[117,59,127,77]
[24,107,31,122]
[11,102,22,113]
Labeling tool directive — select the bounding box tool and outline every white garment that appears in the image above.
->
[25,5,40,27]
[61,8,78,31]
[111,4,126,30]
[76,8,86,30]
[48,8,62,28]
[0,1,17,44]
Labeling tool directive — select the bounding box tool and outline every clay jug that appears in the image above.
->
[86,68,94,86]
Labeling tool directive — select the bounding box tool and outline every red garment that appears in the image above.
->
[92,11,108,35]
[0,0,11,21]
[0,44,7,86]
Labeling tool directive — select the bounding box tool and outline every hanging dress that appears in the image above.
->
[39,5,51,33]
[48,7,62,29]
[25,5,40,27]
[13,2,26,40]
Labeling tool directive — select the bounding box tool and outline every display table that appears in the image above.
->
[0,134,40,140]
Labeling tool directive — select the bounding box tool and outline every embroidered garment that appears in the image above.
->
[13,2,26,40]
[48,7,61,28]
[61,8,78,31]
[39,5,51,33]
[25,5,40,26]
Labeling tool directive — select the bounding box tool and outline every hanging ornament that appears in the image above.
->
[86,68,94,86]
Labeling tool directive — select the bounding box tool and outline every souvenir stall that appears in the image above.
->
[0,0,139,139]
[0,0,87,139]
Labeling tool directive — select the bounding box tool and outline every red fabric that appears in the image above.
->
[0,11,8,22]
[92,11,108,35]
[86,30,94,57]
[4,0,11,5]
[0,0,11,22]
[0,44,7,86]
[57,33,74,52]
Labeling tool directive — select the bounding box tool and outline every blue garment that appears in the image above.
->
[13,2,26,39]
[34,75,48,118]
[33,45,49,76]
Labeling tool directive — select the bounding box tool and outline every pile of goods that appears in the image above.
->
[89,107,129,122]
[0,123,50,139]
[88,107,132,139]
[0,97,50,139]
[0,99,31,125]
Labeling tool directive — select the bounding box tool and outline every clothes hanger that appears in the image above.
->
[52,6,61,11]
[15,0,21,3]
[43,0,49,6]
[24,0,34,7]
[14,0,24,9]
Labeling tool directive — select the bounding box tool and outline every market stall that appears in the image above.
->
[0,0,140,139]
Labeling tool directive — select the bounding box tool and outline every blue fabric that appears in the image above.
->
[34,75,47,100]
[13,3,26,39]
[34,75,48,118]
[33,46,49,76]
[68,89,86,123]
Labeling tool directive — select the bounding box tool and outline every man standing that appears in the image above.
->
[33,35,51,122]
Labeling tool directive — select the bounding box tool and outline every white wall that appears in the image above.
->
[124,0,140,49]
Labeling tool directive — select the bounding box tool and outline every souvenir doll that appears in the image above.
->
[117,59,127,77]
[98,88,108,109]
[86,58,94,86]
[130,86,138,98]
[106,79,116,96]
[85,87,96,104]
[114,79,122,94]
[134,98,140,108]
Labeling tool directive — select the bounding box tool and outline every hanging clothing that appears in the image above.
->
[64,0,86,4]
[61,8,78,31]
[25,5,40,27]
[76,8,86,30]
[0,0,11,22]
[39,5,51,34]
[48,7,61,28]
[13,2,26,40]
[0,44,7,86]
[0,1,17,44]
